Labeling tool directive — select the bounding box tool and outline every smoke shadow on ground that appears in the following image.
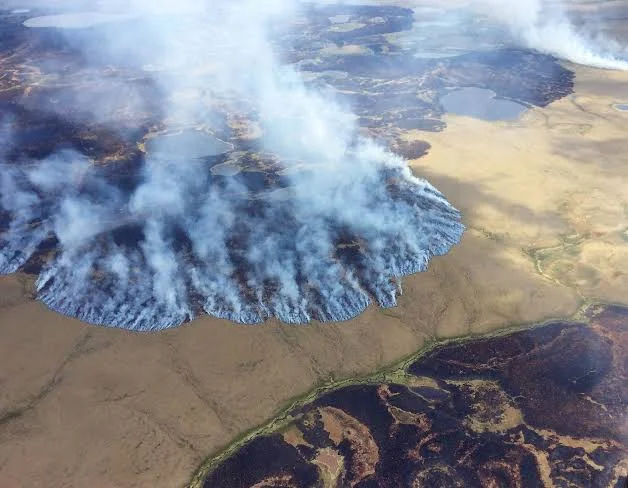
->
[552,136,628,172]
[411,168,568,236]
[0,2,578,331]
[0,161,583,487]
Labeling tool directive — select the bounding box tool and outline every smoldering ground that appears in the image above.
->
[473,0,628,70]
[0,1,465,330]
[4,0,620,330]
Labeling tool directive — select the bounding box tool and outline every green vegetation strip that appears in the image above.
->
[187,301,600,487]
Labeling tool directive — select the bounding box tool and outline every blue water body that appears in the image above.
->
[146,131,233,159]
[24,13,133,29]
[441,87,527,121]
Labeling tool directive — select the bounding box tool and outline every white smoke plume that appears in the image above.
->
[0,0,464,329]
[475,0,628,70]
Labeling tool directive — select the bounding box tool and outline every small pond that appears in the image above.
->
[146,131,232,159]
[24,13,132,29]
[441,87,527,121]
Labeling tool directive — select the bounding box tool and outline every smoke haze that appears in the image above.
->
[476,0,628,70]
[5,0,621,331]
[0,1,464,329]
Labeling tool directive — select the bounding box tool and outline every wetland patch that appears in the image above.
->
[0,4,574,330]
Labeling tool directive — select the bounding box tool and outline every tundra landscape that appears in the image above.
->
[0,1,626,487]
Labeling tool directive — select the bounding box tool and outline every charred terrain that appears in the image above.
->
[200,305,628,488]
[0,2,627,488]
[0,4,573,329]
